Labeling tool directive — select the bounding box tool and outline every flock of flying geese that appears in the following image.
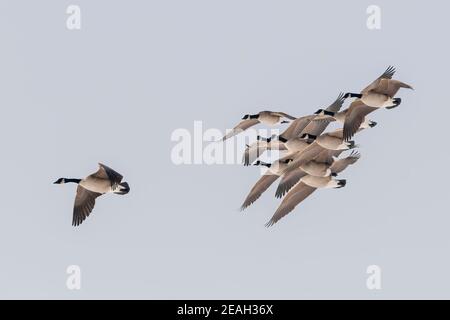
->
[223,66,413,227]
[53,66,412,228]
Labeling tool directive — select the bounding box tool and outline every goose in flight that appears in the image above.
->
[265,152,361,227]
[314,106,378,131]
[275,150,360,198]
[54,163,130,227]
[342,66,413,140]
[222,111,296,141]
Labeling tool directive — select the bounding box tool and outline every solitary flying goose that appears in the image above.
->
[265,152,361,227]
[54,163,130,226]
[342,66,413,140]
[222,111,296,141]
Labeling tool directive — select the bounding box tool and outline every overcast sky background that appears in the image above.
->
[0,0,449,299]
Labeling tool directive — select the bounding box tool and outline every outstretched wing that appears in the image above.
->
[361,66,396,94]
[275,168,307,199]
[372,79,413,97]
[222,119,260,141]
[266,182,316,227]
[330,150,361,174]
[279,115,315,140]
[72,186,102,227]
[343,100,377,141]
[314,149,344,165]
[326,92,346,112]
[272,112,297,120]
[241,174,279,210]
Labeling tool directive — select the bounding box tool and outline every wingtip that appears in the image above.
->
[264,220,274,228]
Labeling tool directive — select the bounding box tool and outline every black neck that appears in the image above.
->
[250,114,259,119]
[278,136,288,143]
[65,178,82,184]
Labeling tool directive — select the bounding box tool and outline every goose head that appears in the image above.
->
[300,133,317,141]
[253,161,271,168]
[280,158,294,165]
[54,178,66,184]
[242,114,251,120]
[314,109,335,117]
[328,179,346,189]
[336,179,347,188]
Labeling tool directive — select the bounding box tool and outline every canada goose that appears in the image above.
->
[240,158,293,210]
[54,163,130,226]
[342,66,413,140]
[222,111,296,141]
[265,175,347,227]
[314,107,378,130]
[275,150,360,198]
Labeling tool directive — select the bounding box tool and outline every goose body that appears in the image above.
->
[54,163,130,227]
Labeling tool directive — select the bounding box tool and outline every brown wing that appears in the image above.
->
[241,174,279,210]
[330,150,361,174]
[279,115,315,140]
[324,128,345,139]
[72,186,102,227]
[361,66,396,94]
[266,182,316,227]
[271,112,297,120]
[343,100,377,141]
[372,79,414,97]
[326,92,346,112]
[301,117,336,137]
[287,142,325,172]
[275,168,307,198]
[314,149,344,165]
[222,119,260,141]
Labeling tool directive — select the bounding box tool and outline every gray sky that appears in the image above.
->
[0,0,449,299]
